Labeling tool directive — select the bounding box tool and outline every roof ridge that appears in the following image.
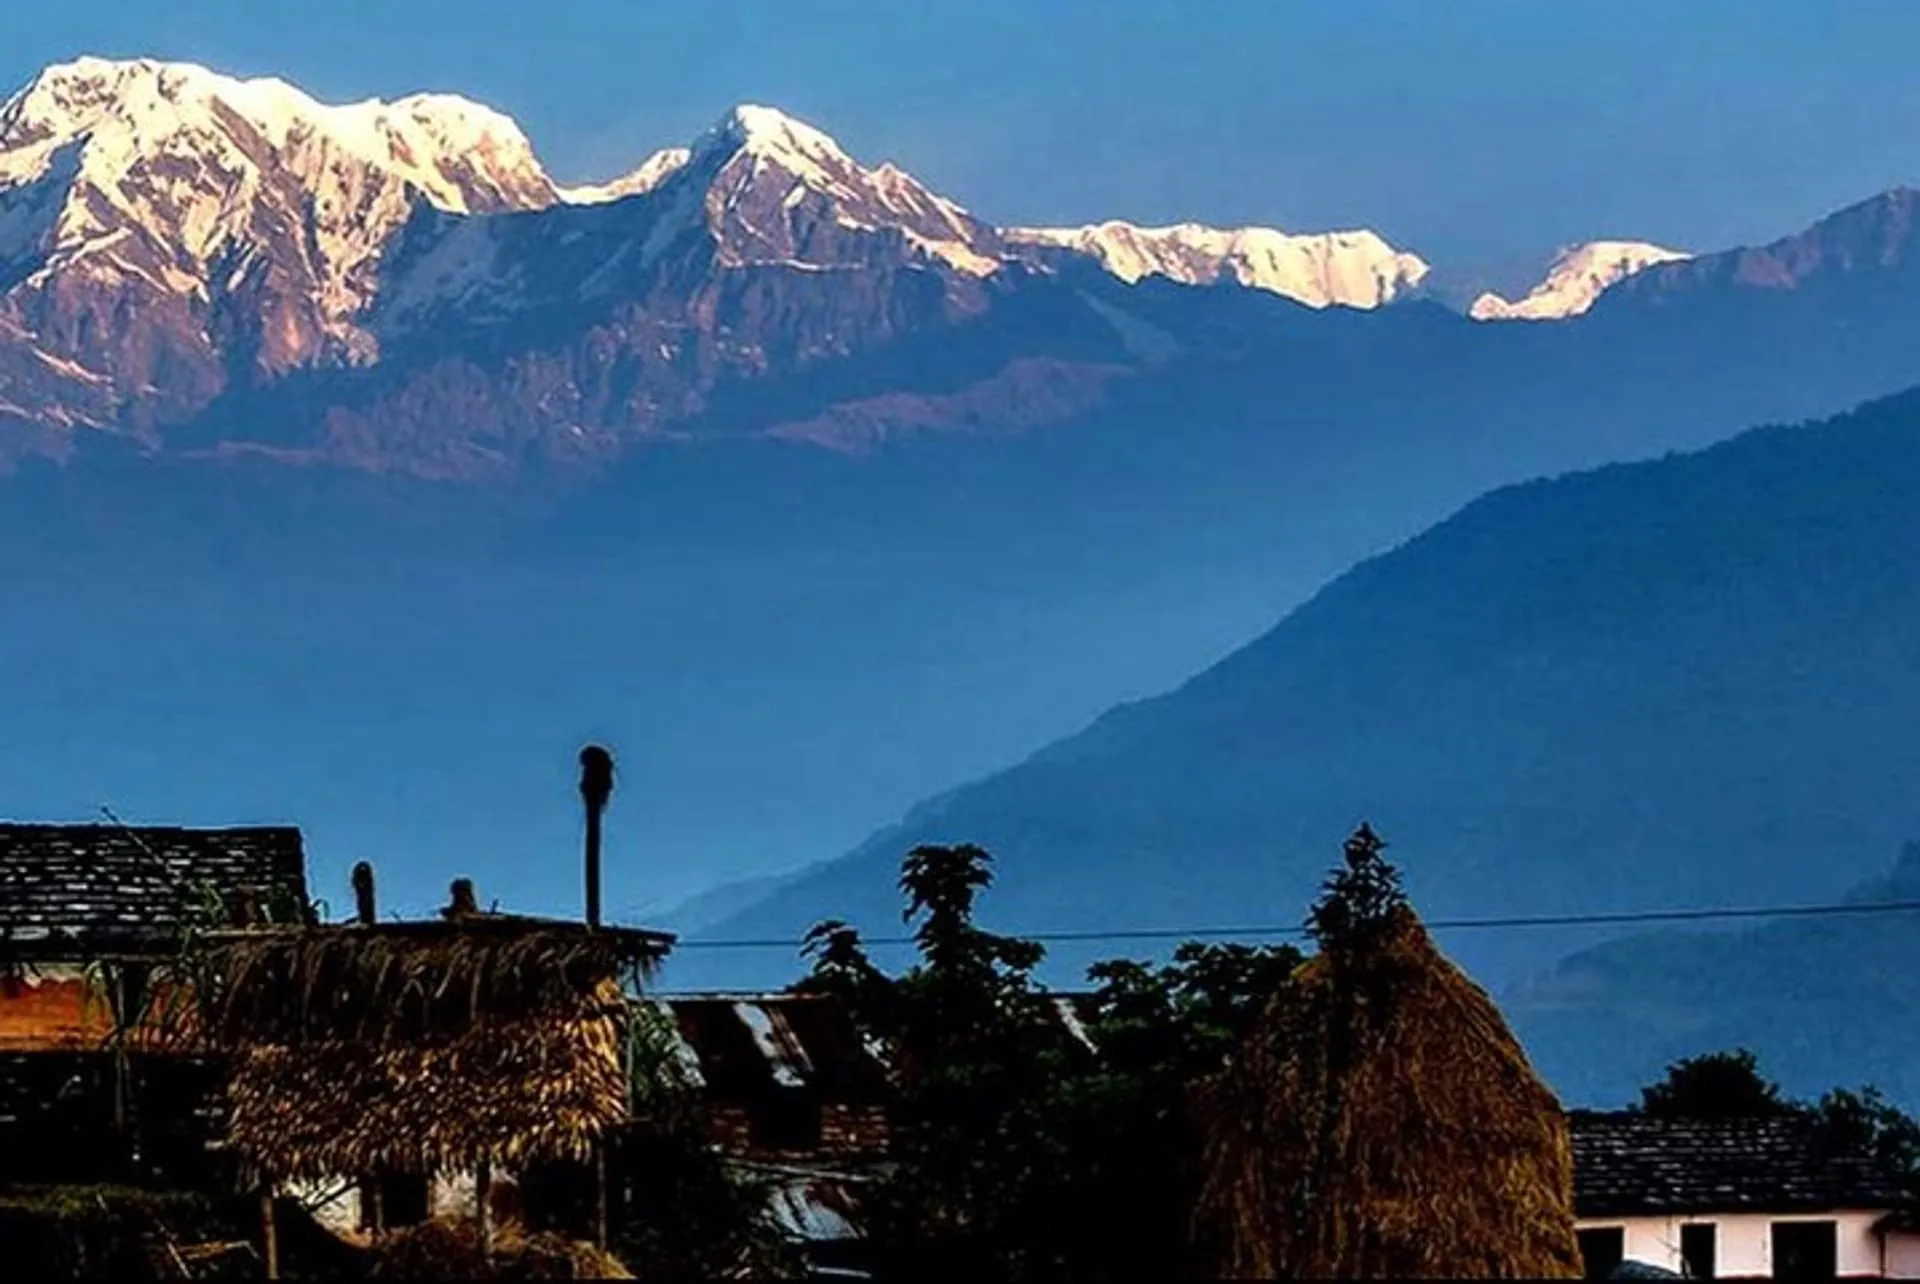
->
[0,822,301,832]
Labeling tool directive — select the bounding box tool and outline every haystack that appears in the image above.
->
[185,917,669,1182]
[1192,902,1583,1278]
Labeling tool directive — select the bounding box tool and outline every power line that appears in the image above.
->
[667,896,1920,952]
[98,804,192,892]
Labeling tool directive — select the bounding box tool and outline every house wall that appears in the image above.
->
[432,1170,478,1221]
[1885,1231,1920,1278]
[0,966,110,1051]
[707,1102,889,1159]
[288,1167,524,1245]
[288,1178,364,1241]
[1578,1210,1899,1278]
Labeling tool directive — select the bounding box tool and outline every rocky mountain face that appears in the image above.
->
[1597,187,1920,309]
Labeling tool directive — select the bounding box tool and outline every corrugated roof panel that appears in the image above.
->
[1051,995,1097,1051]
[644,999,708,1090]
[765,1175,863,1242]
[735,1001,813,1088]
[650,991,1090,1100]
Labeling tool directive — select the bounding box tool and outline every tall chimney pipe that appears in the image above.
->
[351,861,377,926]
[579,745,614,929]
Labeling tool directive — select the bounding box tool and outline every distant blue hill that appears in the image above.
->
[1510,840,1920,1108]
[690,385,1920,1058]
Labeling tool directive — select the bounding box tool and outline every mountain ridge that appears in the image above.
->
[682,384,1920,1001]
[7,57,1920,484]
[1508,839,1920,1106]
[0,57,1482,477]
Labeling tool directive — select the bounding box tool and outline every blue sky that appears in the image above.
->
[6,0,1920,286]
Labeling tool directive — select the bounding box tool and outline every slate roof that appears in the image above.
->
[1571,1110,1908,1217]
[0,825,310,957]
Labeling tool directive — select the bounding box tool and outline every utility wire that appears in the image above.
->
[98,804,193,892]
[667,896,1920,952]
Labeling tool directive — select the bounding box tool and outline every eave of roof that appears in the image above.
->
[201,914,676,954]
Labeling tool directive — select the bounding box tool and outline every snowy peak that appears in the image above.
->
[619,102,1001,277]
[0,56,558,214]
[702,103,855,174]
[560,146,690,204]
[0,55,566,385]
[1004,220,1430,310]
[1470,240,1690,321]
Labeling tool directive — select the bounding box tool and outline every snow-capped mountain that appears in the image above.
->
[0,56,1443,459]
[641,103,1003,276]
[1004,220,1431,310]
[0,56,561,431]
[371,101,1017,339]
[4,55,1918,480]
[1469,240,1690,321]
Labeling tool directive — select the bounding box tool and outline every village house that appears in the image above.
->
[638,989,1098,1277]
[204,895,675,1262]
[1572,1110,1920,1280]
[637,992,890,1276]
[19,820,1920,1281]
[0,817,680,1266]
[0,822,311,1179]
[637,992,1920,1282]
[641,993,891,1161]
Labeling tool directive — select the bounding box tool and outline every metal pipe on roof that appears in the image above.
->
[579,745,613,930]
[351,861,377,926]
[578,743,616,1250]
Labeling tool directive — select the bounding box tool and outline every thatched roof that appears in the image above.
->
[1192,908,1584,1280]
[189,916,671,1181]
[192,916,669,1047]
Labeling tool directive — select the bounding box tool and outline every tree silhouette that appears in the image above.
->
[1638,1049,1792,1119]
[1307,822,1408,952]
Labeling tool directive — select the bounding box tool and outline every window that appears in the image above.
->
[1577,1226,1626,1281]
[1680,1222,1717,1279]
[749,1086,824,1152]
[1771,1220,1837,1282]
[363,1170,429,1230]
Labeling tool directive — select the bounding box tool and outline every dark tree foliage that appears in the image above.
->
[799,844,1300,1282]
[1637,1049,1920,1197]
[595,1006,802,1281]
[1812,1086,1920,1195]
[1307,822,1407,952]
[1637,1049,1794,1119]
[801,844,1075,1279]
[1070,941,1302,1278]
[605,1123,798,1282]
